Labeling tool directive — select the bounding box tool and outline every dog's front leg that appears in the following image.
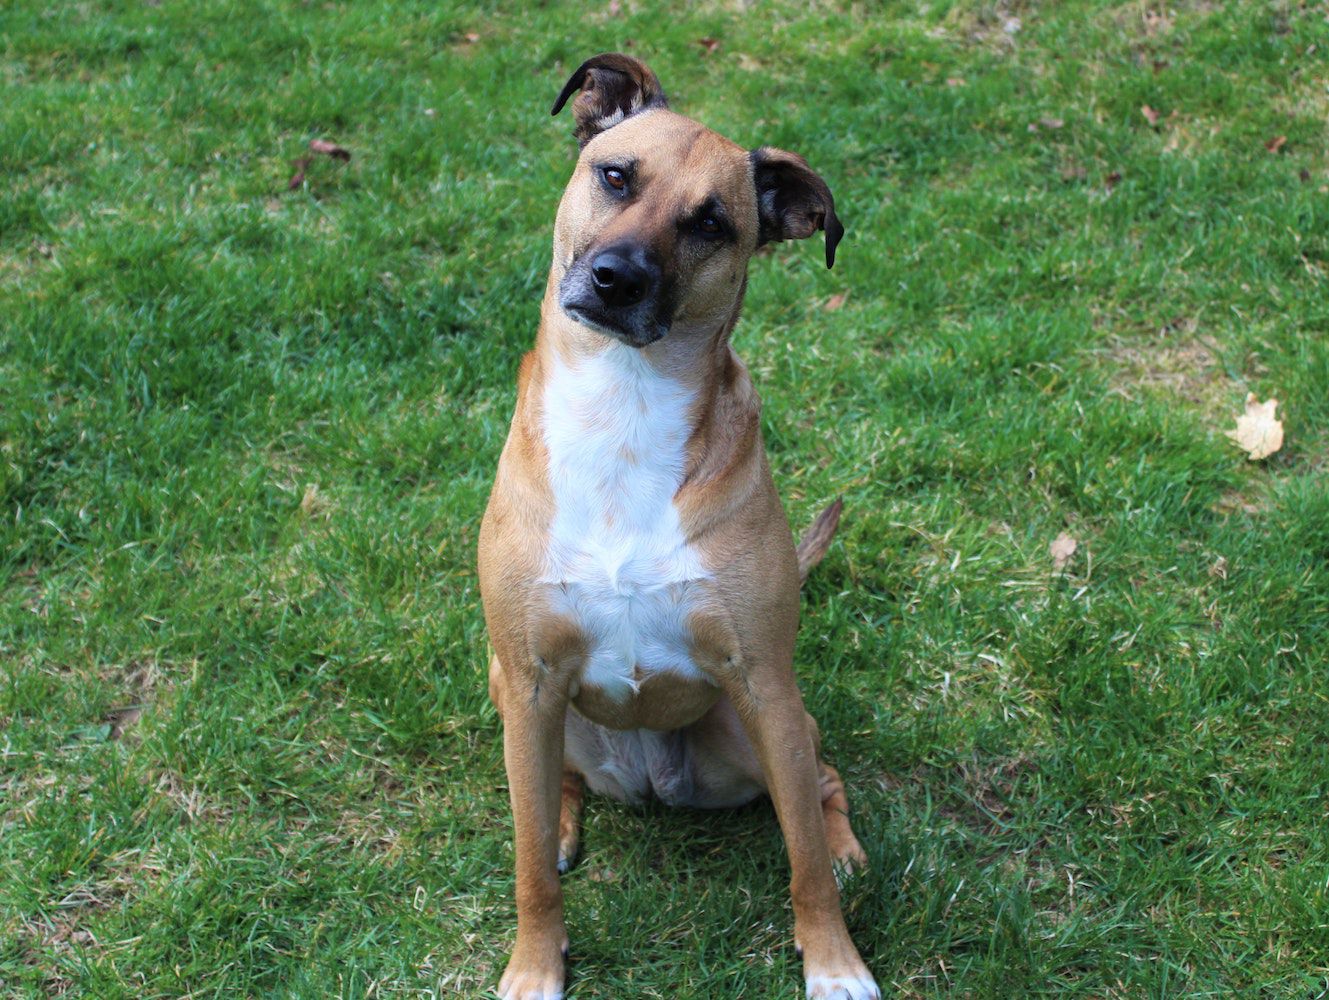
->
[725,668,879,1000]
[495,657,570,1000]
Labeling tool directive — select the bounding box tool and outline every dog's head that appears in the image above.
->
[549,53,842,349]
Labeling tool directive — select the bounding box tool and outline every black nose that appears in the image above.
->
[590,247,654,308]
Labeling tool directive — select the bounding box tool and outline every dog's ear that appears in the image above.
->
[551,53,668,147]
[750,147,844,269]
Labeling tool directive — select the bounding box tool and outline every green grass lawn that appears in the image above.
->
[3,1,1328,996]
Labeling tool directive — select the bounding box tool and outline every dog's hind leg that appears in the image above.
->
[557,768,584,874]
[685,699,867,880]
[816,759,867,883]
[801,712,867,881]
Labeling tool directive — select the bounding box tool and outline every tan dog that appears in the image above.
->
[478,53,877,1000]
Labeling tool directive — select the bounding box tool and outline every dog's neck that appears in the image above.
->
[509,273,757,511]
[529,267,747,410]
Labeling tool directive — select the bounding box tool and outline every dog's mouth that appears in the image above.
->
[560,301,669,348]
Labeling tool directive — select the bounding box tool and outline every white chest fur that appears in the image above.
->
[540,342,710,700]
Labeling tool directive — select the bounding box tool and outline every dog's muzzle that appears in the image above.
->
[559,243,670,347]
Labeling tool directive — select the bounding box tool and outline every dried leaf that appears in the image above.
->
[1225,393,1284,461]
[106,705,143,740]
[1104,170,1123,190]
[287,156,310,190]
[1265,135,1287,153]
[1049,532,1078,572]
[309,138,351,161]
[1299,167,1311,183]
[1039,116,1064,130]
[697,37,720,54]
[1209,556,1228,580]
[824,292,848,312]
[1141,104,1161,126]
[462,31,480,44]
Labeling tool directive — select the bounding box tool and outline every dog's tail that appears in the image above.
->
[795,498,843,584]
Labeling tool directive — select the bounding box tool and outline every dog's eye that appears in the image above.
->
[696,216,723,239]
[602,167,627,191]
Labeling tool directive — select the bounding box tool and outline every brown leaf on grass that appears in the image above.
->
[300,483,323,515]
[1209,556,1228,580]
[1300,167,1312,183]
[1265,135,1287,153]
[697,37,720,54]
[824,292,848,312]
[309,138,350,161]
[290,139,351,189]
[106,705,144,740]
[1049,532,1078,572]
[1225,393,1284,461]
[1141,105,1161,126]
[288,157,310,190]
[1104,170,1123,190]
[462,31,480,44]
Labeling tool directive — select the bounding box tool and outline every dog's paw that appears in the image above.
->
[828,832,869,890]
[556,839,578,875]
[497,939,566,1000]
[830,849,867,890]
[805,971,881,1000]
[497,966,564,1000]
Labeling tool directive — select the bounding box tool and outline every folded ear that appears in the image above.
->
[551,53,668,147]
[750,147,844,268]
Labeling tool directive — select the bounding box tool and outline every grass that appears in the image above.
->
[2,0,1327,996]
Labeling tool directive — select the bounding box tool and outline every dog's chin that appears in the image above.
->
[561,303,668,348]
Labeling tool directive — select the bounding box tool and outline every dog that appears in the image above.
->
[477,53,877,1000]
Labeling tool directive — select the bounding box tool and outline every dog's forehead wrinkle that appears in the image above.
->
[589,109,746,170]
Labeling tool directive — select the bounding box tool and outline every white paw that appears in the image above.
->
[497,958,565,1000]
[498,979,563,1000]
[831,857,863,891]
[806,972,881,1000]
